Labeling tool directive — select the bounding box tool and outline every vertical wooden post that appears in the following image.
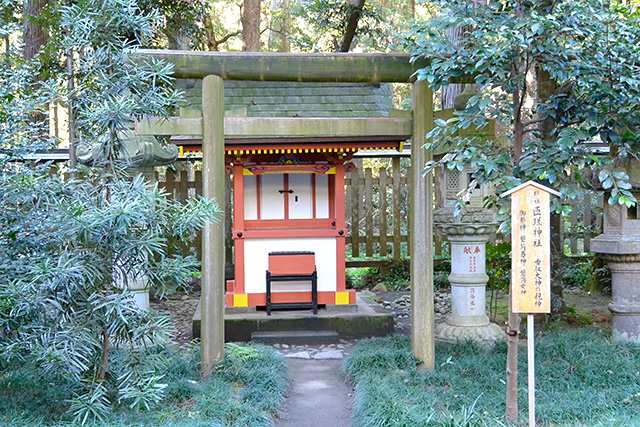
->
[201,75,226,375]
[410,80,435,369]
[570,199,578,254]
[392,157,402,262]
[583,192,592,253]
[351,167,361,258]
[364,168,374,257]
[528,314,536,427]
[379,167,388,257]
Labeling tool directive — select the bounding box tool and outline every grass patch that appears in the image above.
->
[344,329,640,426]
[0,343,288,427]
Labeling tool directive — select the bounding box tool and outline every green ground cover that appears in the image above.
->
[344,329,640,426]
[0,343,288,427]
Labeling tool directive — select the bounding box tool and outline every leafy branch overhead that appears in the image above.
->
[409,0,640,208]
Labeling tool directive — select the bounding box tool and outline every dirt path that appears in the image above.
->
[275,358,353,427]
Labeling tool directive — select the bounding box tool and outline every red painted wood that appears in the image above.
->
[268,253,315,275]
[312,173,317,219]
[234,239,245,294]
[256,174,261,220]
[348,290,356,304]
[283,174,290,220]
[335,163,347,292]
[328,174,336,219]
[232,164,246,294]
[245,218,334,230]
[336,236,346,292]
[242,229,340,239]
[248,291,337,306]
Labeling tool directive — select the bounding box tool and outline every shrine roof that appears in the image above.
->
[177,135,409,158]
[178,80,394,119]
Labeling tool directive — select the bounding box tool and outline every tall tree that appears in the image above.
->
[410,0,640,422]
[22,0,50,131]
[269,0,290,51]
[241,0,261,51]
[22,0,48,61]
[338,0,365,52]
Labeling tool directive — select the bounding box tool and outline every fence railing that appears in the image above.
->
[562,191,604,255]
[156,161,602,265]
[344,158,410,262]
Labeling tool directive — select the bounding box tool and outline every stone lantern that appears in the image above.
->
[434,166,503,343]
[77,129,179,310]
[591,160,640,342]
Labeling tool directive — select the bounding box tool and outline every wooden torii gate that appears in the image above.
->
[132,51,435,374]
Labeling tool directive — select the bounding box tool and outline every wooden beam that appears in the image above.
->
[410,79,435,370]
[201,75,226,375]
[130,50,429,82]
[137,117,413,138]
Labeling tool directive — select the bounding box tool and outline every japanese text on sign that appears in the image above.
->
[502,182,559,314]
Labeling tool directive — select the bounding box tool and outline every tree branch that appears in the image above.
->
[522,118,546,127]
[338,0,366,52]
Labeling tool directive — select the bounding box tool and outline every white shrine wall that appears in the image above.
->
[243,237,337,293]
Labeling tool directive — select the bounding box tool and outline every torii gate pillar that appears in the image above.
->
[201,75,226,374]
[411,80,435,369]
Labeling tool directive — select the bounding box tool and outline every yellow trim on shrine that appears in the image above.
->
[243,168,253,175]
[335,292,350,305]
[325,167,336,174]
[233,294,249,308]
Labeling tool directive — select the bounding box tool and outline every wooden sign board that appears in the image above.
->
[501,181,560,314]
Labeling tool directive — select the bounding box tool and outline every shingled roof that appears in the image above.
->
[178,79,393,118]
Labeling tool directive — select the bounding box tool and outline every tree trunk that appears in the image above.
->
[505,43,525,420]
[269,0,290,52]
[241,0,261,51]
[22,0,49,62]
[168,31,190,50]
[537,65,567,316]
[23,0,49,134]
[4,36,9,66]
[505,297,522,424]
[338,0,366,52]
[67,46,77,169]
[97,328,110,381]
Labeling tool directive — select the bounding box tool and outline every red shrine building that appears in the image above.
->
[175,80,408,312]
[224,141,401,310]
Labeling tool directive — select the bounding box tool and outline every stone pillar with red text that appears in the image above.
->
[435,224,503,343]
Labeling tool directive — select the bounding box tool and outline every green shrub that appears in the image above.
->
[562,257,595,288]
[0,343,288,427]
[344,329,640,426]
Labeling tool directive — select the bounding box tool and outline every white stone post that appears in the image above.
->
[435,224,503,343]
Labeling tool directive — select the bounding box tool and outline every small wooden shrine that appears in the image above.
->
[223,138,403,310]
[172,79,405,311]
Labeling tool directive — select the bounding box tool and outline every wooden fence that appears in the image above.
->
[562,191,604,255]
[155,166,233,264]
[156,161,602,264]
[345,158,410,262]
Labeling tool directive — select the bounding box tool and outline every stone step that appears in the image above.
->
[251,330,339,345]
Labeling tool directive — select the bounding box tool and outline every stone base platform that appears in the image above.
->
[435,322,504,345]
[192,293,394,343]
